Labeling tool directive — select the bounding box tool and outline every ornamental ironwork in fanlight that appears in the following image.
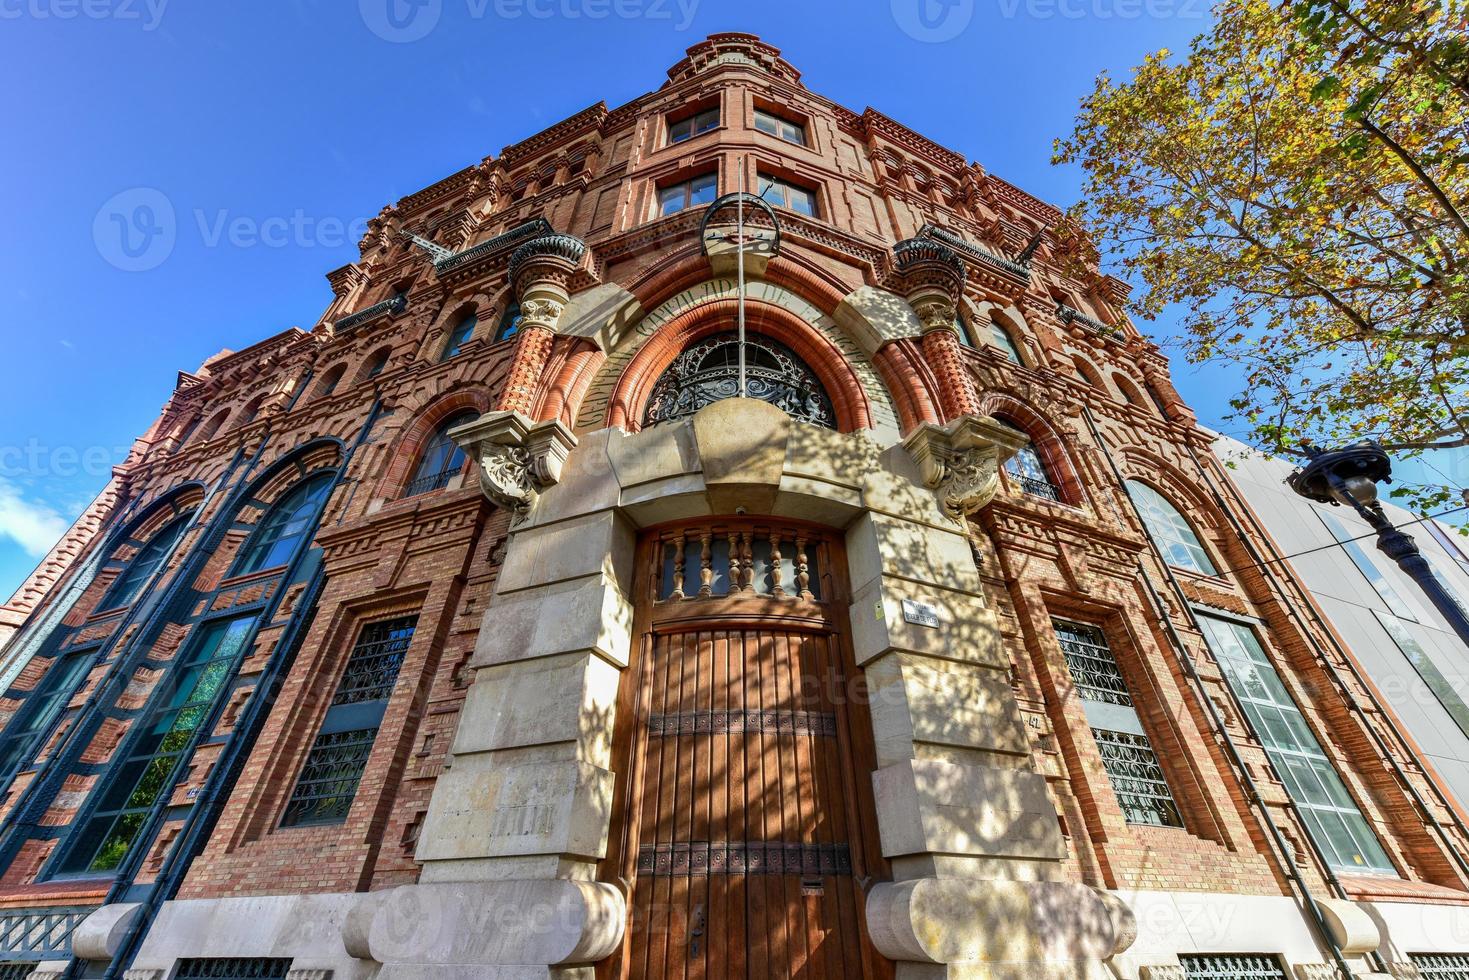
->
[642,332,837,430]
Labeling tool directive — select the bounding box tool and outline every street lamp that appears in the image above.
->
[1288,440,1469,650]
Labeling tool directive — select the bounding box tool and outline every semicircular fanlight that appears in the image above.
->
[642,331,837,430]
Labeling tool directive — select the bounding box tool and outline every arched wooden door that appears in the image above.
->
[600,520,892,980]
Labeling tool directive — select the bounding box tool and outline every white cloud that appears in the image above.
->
[0,480,71,558]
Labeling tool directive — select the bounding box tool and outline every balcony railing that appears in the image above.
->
[1056,304,1119,336]
[433,218,554,276]
[401,469,457,499]
[918,224,1033,282]
[1015,475,1062,502]
[333,292,406,333]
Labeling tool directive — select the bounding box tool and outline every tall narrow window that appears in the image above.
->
[317,365,346,398]
[997,419,1061,502]
[758,174,817,217]
[441,312,477,361]
[1126,481,1218,575]
[1375,611,1469,739]
[0,650,95,777]
[101,511,195,611]
[667,106,719,144]
[1318,511,1424,621]
[282,616,418,827]
[403,411,479,498]
[362,348,391,380]
[55,615,256,875]
[658,173,718,216]
[232,473,333,576]
[495,302,523,342]
[954,316,975,349]
[1197,613,1396,874]
[754,108,807,145]
[989,319,1022,364]
[1053,620,1183,827]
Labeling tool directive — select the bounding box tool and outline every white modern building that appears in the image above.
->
[1222,436,1469,813]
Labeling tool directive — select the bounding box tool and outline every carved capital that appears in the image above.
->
[910,297,958,336]
[451,412,577,522]
[518,297,566,333]
[903,414,1027,519]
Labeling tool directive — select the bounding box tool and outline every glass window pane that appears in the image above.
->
[1198,613,1396,874]
[1126,481,1218,575]
[990,322,1022,363]
[1319,511,1422,620]
[754,110,778,135]
[690,173,718,207]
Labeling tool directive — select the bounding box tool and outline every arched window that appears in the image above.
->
[236,396,264,429]
[101,511,196,611]
[989,317,1022,364]
[317,365,346,398]
[403,411,480,498]
[642,332,836,430]
[441,312,477,361]
[495,302,523,343]
[1074,359,1104,389]
[996,417,1061,501]
[955,315,976,349]
[197,410,230,444]
[233,473,334,576]
[1126,480,1217,575]
[362,347,392,380]
[1114,374,1142,406]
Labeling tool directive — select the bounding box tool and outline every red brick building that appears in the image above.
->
[1,32,1468,980]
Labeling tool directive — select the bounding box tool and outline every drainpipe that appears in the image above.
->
[1080,407,1359,980]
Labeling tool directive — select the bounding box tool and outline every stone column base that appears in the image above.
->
[866,878,1128,978]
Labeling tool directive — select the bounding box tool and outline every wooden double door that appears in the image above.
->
[600,521,892,980]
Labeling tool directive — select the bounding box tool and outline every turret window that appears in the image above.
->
[659,173,719,216]
[668,107,719,145]
[758,174,817,217]
[754,108,807,146]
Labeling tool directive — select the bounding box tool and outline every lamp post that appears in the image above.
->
[1288,440,1469,650]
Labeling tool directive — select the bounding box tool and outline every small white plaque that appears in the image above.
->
[901,599,941,629]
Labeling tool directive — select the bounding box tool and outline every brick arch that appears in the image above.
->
[537,339,605,428]
[978,392,1086,507]
[374,388,494,501]
[243,439,347,516]
[1113,445,1227,534]
[605,298,873,433]
[625,250,850,338]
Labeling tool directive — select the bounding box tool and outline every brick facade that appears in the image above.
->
[0,31,1464,980]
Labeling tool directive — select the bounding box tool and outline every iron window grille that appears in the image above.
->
[174,958,292,979]
[1053,620,1133,707]
[1013,474,1062,502]
[281,616,418,828]
[1092,729,1184,827]
[1413,953,1469,979]
[643,332,837,430]
[280,728,378,827]
[995,420,1062,502]
[1178,955,1288,979]
[332,616,417,705]
[0,965,32,980]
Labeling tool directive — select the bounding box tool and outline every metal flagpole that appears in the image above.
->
[737,155,747,397]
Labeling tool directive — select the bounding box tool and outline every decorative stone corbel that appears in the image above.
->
[450,411,577,522]
[903,414,1027,519]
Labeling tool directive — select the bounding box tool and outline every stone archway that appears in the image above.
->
[352,399,1133,979]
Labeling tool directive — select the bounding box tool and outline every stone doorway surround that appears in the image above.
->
[339,396,1135,979]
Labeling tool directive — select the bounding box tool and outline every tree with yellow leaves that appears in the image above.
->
[1055,0,1468,511]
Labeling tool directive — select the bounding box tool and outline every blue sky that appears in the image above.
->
[0,0,1248,597]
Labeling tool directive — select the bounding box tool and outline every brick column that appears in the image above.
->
[494,234,588,418]
[893,236,982,422]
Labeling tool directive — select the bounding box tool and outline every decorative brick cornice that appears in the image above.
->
[398,163,480,213]
[666,33,802,85]
[501,102,609,165]
[859,108,967,172]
